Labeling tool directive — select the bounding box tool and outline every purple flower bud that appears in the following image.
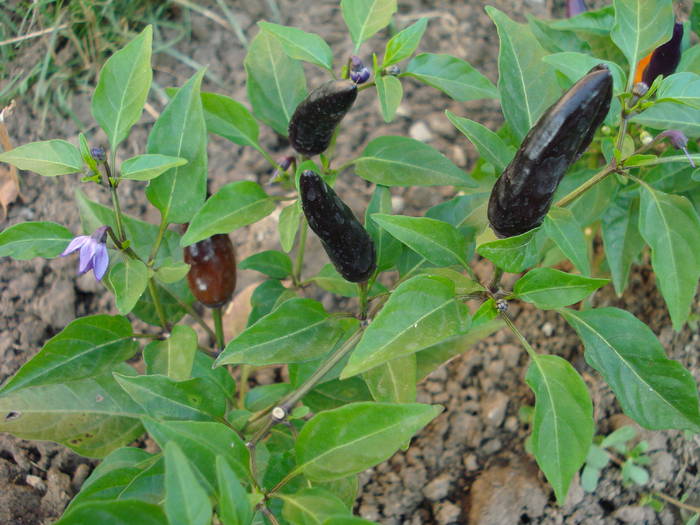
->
[349,55,371,85]
[60,225,110,280]
[642,22,683,87]
[632,82,649,98]
[272,155,294,179]
[90,147,106,162]
[660,130,696,168]
[566,0,587,17]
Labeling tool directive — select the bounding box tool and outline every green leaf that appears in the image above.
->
[679,44,700,73]
[0,221,73,259]
[485,7,560,141]
[371,214,470,268]
[303,378,372,413]
[278,487,350,525]
[245,383,292,413]
[92,26,152,152]
[216,456,253,525]
[526,354,593,505]
[279,201,301,253]
[542,52,627,94]
[190,351,236,403]
[341,0,397,52]
[375,66,403,123]
[0,370,144,458]
[146,69,207,224]
[365,185,401,271]
[638,185,700,329]
[120,154,187,181]
[239,250,292,279]
[544,207,591,276]
[611,0,674,80]
[560,307,700,431]
[142,418,249,493]
[600,425,636,448]
[0,139,83,176]
[143,325,197,381]
[600,194,644,295]
[181,181,275,246]
[404,53,498,101]
[310,264,387,298]
[245,30,307,136]
[154,259,189,284]
[247,279,290,326]
[295,402,442,481]
[514,268,608,309]
[363,354,416,403]
[633,101,700,138]
[383,18,428,67]
[341,275,465,378]
[426,191,490,234]
[354,136,476,187]
[323,518,379,525]
[118,456,165,503]
[55,500,167,525]
[114,373,225,421]
[259,21,333,71]
[132,280,193,327]
[476,227,543,273]
[445,111,514,173]
[164,442,212,525]
[216,298,358,366]
[656,72,700,110]
[108,259,149,315]
[0,315,137,394]
[693,1,700,37]
[201,92,260,150]
[419,267,484,295]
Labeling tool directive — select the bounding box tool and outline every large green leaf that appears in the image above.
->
[543,207,591,276]
[445,111,514,173]
[610,0,674,83]
[382,17,428,67]
[341,0,397,52]
[200,92,260,150]
[0,221,73,259]
[295,402,441,481]
[279,201,301,253]
[375,65,403,122]
[92,26,152,152]
[404,53,497,101]
[514,268,608,309]
[363,354,416,403]
[354,136,476,187]
[0,139,83,176]
[310,264,387,298]
[656,73,700,110]
[55,500,167,525]
[0,315,137,394]
[164,442,212,525]
[0,369,144,458]
[181,181,275,246]
[259,22,333,71]
[245,30,307,136]
[119,154,187,181]
[485,7,560,141]
[146,69,207,224]
[600,194,644,295]
[142,418,249,493]
[143,325,197,381]
[633,101,700,138]
[215,456,253,525]
[216,299,358,367]
[526,354,593,504]
[239,250,292,279]
[371,214,470,268]
[108,259,149,315]
[341,275,465,378]
[638,185,700,330]
[560,307,700,431]
[542,52,627,94]
[476,227,544,273]
[278,487,350,525]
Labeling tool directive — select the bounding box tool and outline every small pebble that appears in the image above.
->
[409,121,434,142]
[423,473,453,501]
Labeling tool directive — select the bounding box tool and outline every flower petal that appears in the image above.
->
[60,235,89,257]
[78,240,97,274]
[92,244,109,280]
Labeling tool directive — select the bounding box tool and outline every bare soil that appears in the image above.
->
[1,1,698,524]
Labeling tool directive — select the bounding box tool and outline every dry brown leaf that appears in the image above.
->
[0,101,21,221]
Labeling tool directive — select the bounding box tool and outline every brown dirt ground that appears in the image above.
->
[1,1,698,524]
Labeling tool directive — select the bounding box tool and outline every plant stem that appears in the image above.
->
[501,312,538,361]
[238,365,251,409]
[148,217,168,265]
[156,283,216,340]
[147,278,169,330]
[554,164,617,209]
[293,218,308,286]
[653,491,700,515]
[489,266,504,293]
[259,505,281,525]
[358,280,369,320]
[268,469,302,496]
[212,306,225,352]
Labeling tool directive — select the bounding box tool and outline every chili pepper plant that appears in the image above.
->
[1,0,699,522]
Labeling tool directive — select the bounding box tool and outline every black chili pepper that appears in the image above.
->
[641,22,683,87]
[487,64,612,238]
[288,80,358,156]
[184,233,237,307]
[299,170,376,282]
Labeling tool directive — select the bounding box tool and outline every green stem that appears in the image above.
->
[156,283,216,340]
[259,505,281,525]
[293,218,308,286]
[554,164,617,209]
[358,280,369,320]
[147,278,169,330]
[212,306,225,352]
[652,491,700,515]
[268,469,302,496]
[238,365,251,410]
[489,267,504,293]
[501,312,537,361]
[148,217,169,265]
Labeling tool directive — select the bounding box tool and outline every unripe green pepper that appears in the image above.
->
[299,170,376,282]
[184,233,237,307]
[487,64,612,238]
[288,80,358,156]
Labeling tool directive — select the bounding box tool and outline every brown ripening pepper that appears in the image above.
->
[299,170,376,282]
[487,64,612,238]
[288,80,358,156]
[184,233,237,307]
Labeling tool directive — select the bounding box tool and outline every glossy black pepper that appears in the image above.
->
[288,80,358,156]
[299,171,376,282]
[642,22,683,87]
[487,64,612,238]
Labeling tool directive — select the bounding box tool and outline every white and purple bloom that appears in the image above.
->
[660,130,696,168]
[349,55,371,85]
[61,225,110,280]
[567,0,587,17]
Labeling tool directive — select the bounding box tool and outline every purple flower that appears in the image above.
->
[61,226,110,280]
[349,55,370,85]
[660,130,696,168]
[567,0,587,17]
